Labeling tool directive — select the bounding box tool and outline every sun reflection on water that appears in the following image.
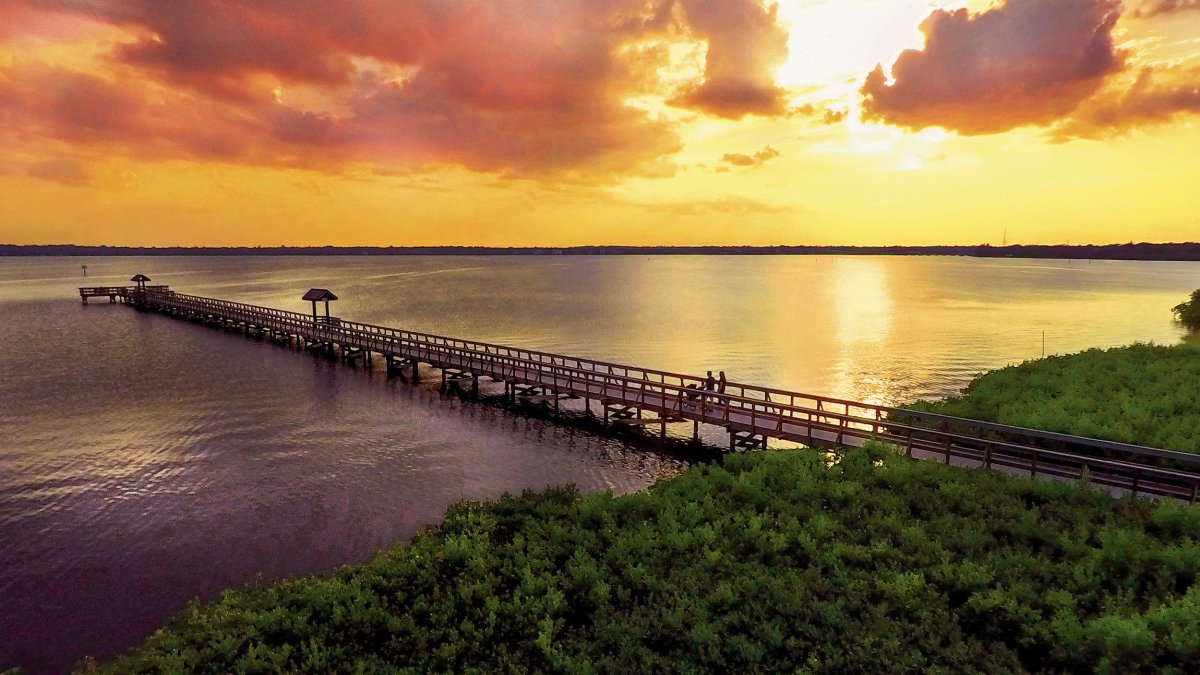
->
[829,258,894,404]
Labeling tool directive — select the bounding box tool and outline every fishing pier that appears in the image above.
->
[81,279,1200,502]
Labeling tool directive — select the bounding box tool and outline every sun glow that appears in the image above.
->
[0,0,1198,247]
[777,1,926,89]
[775,1,1002,99]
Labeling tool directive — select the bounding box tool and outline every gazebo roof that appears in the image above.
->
[302,288,338,302]
[131,274,151,282]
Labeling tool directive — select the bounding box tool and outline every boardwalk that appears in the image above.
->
[81,282,1200,501]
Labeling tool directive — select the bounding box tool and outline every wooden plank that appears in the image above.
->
[615,417,681,427]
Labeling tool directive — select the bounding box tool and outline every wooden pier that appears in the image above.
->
[81,281,1200,502]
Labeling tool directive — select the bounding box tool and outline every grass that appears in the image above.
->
[903,341,1200,453]
[82,445,1200,674]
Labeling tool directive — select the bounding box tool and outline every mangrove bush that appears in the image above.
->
[1174,290,1200,331]
[905,342,1200,453]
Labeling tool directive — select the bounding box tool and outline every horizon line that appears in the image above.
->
[5,242,1200,251]
[6,242,1200,263]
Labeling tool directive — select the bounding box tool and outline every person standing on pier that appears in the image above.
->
[718,371,727,395]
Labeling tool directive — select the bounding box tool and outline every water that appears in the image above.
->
[1,255,1195,672]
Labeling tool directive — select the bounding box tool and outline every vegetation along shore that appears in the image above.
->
[901,289,1200,453]
[903,341,1200,454]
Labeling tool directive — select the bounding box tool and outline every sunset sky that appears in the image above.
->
[1,0,1198,247]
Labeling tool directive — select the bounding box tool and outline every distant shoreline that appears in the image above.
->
[4,243,1200,261]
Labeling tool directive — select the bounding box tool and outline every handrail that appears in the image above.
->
[80,285,171,294]
[876,404,1200,465]
[167,291,697,375]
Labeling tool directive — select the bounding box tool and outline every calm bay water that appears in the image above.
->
[1,255,1196,672]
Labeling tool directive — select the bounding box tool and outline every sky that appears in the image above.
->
[0,0,1198,247]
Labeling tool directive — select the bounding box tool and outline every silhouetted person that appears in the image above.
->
[718,371,727,395]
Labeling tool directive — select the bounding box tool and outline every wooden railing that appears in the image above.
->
[79,286,127,296]
[80,285,170,296]
[98,287,1200,501]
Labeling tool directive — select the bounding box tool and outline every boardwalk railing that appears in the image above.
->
[87,285,1200,501]
[80,285,170,303]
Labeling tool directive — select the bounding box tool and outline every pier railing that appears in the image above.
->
[79,285,170,303]
[92,285,1200,501]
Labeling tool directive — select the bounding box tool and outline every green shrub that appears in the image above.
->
[1174,290,1200,331]
[88,448,1200,673]
[905,342,1200,453]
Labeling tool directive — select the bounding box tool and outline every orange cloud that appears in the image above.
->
[1133,0,1200,17]
[1053,68,1200,138]
[1,0,792,180]
[0,61,273,164]
[822,109,847,125]
[720,146,781,168]
[27,159,91,186]
[669,0,790,118]
[861,0,1124,135]
[0,68,140,144]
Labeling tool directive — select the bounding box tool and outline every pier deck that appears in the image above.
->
[82,283,1200,501]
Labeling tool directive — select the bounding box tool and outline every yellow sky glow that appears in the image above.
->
[0,0,1197,247]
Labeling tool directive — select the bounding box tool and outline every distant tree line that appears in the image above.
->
[4,242,1200,260]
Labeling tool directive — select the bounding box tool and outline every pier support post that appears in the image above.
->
[411,358,420,383]
[471,373,479,399]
